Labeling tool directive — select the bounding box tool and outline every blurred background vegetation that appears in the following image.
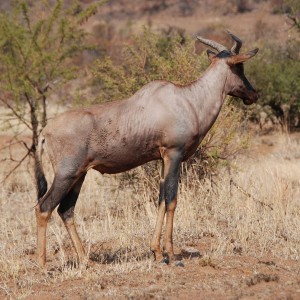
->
[0,0,299,183]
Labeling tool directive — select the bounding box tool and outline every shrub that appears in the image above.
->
[92,27,206,102]
[0,0,100,182]
[246,41,300,129]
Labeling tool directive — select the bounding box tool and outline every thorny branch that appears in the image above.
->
[0,97,32,130]
[230,179,273,210]
[287,13,300,31]
[0,130,33,182]
[0,80,52,184]
[0,100,35,183]
[0,148,31,184]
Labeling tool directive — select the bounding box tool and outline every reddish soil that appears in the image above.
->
[23,250,300,300]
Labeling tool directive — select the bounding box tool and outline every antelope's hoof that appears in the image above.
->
[160,257,170,265]
[37,258,46,269]
[175,260,184,267]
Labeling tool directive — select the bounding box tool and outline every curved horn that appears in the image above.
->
[196,36,228,53]
[226,30,242,54]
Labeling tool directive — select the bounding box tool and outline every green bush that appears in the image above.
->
[92,28,207,102]
[247,0,300,130]
[246,41,300,129]
[0,0,99,182]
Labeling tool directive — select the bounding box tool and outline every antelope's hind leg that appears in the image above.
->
[57,174,86,265]
[36,172,82,267]
[36,201,52,268]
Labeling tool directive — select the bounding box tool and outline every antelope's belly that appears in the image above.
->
[89,144,161,174]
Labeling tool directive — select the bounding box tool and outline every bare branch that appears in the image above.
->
[0,139,29,153]
[0,97,32,130]
[0,149,31,184]
[41,94,47,129]
[287,14,300,31]
[230,179,273,210]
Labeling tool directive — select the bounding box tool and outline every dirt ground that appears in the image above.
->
[23,247,300,300]
[23,258,300,300]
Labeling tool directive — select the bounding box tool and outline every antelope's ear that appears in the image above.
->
[227,48,259,65]
[207,49,217,61]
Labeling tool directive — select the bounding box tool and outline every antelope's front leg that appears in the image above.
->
[150,196,166,262]
[150,160,166,262]
[151,149,181,263]
[162,153,180,262]
[164,197,177,261]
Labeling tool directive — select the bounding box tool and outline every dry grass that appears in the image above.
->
[0,133,300,298]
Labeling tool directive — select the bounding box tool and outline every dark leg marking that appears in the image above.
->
[36,170,85,267]
[57,174,87,264]
[151,149,182,263]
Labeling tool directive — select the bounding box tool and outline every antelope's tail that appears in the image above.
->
[34,135,48,201]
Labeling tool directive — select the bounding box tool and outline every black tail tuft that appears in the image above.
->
[35,162,48,200]
[34,137,48,201]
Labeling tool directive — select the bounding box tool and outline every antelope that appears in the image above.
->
[35,31,259,267]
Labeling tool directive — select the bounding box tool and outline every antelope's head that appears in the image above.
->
[197,31,259,105]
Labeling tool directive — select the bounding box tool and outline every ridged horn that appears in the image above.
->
[226,30,242,54]
[196,35,228,53]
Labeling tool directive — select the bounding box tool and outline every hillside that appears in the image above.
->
[93,0,289,44]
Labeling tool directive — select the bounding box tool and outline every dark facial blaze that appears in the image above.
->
[229,63,259,105]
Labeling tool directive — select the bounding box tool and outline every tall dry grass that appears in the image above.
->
[0,133,300,298]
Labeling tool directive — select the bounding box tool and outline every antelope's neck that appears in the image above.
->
[186,62,228,128]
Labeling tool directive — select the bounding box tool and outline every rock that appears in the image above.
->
[181,247,201,258]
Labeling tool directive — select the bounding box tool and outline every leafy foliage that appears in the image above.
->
[0,0,100,181]
[245,0,300,130]
[92,28,207,103]
[285,0,300,31]
[246,40,300,129]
